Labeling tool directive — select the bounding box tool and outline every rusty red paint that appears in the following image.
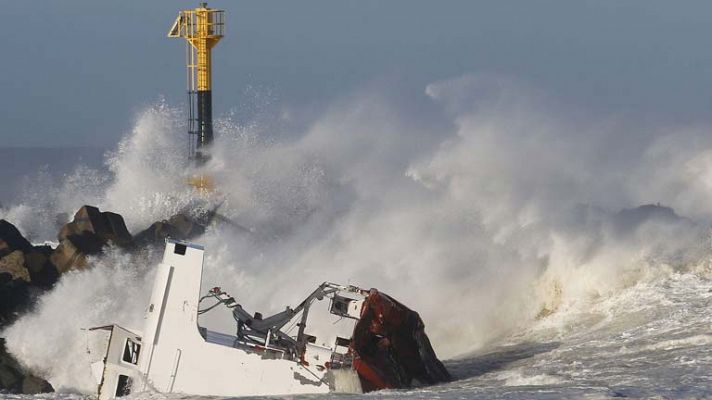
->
[350,289,451,392]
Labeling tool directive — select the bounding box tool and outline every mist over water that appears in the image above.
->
[3,74,712,396]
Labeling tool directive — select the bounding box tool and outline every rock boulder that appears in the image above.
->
[0,338,53,394]
[0,221,59,289]
[51,206,133,273]
[24,246,59,289]
[0,221,33,259]
[134,212,208,247]
[58,205,133,248]
[50,233,105,273]
[0,251,29,282]
[0,273,30,326]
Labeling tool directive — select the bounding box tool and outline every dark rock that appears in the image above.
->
[134,212,208,247]
[24,247,59,289]
[31,245,53,258]
[51,206,134,273]
[351,289,450,392]
[0,338,53,394]
[0,251,29,282]
[21,374,54,394]
[168,213,207,238]
[134,221,183,247]
[58,205,133,248]
[0,223,59,288]
[0,363,21,393]
[0,275,30,326]
[0,221,33,259]
[50,233,105,273]
[103,212,134,247]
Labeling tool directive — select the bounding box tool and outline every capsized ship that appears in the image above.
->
[87,240,450,398]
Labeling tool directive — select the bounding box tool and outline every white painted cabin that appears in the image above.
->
[88,239,365,399]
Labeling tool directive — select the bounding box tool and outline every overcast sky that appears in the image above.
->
[2,0,712,147]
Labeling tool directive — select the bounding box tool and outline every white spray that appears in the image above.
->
[3,74,712,393]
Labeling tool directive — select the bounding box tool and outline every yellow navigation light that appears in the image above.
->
[168,3,224,92]
[187,174,215,193]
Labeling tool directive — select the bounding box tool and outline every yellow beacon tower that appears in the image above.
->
[168,3,224,169]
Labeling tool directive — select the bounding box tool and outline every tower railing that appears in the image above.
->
[169,4,224,162]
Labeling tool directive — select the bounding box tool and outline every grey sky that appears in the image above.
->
[2,1,712,147]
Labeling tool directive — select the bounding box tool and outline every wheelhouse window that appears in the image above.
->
[115,374,132,397]
[122,338,141,365]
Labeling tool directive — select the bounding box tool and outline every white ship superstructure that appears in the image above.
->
[89,239,367,399]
